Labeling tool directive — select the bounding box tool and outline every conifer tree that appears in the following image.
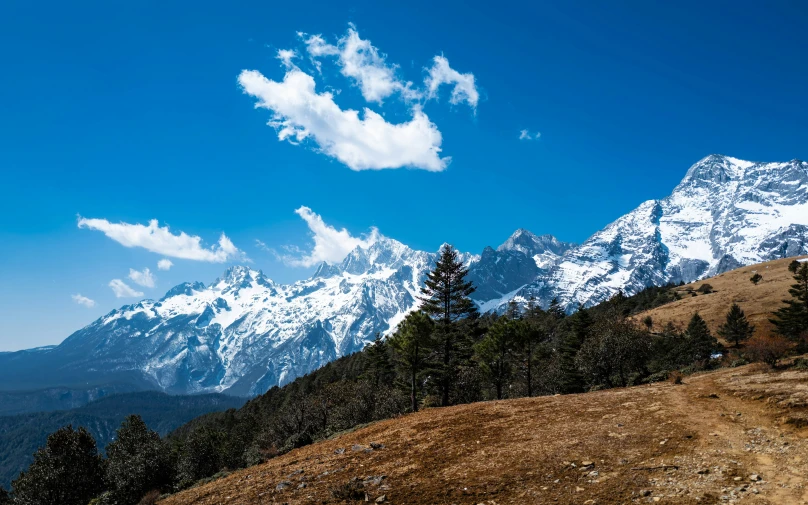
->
[557,309,589,394]
[518,298,546,397]
[362,333,394,387]
[750,273,763,285]
[105,415,173,505]
[420,244,478,406]
[388,311,434,412]
[771,262,808,344]
[474,317,517,399]
[683,313,722,364]
[789,259,801,273]
[11,425,105,505]
[717,303,755,347]
[547,297,566,321]
[0,487,10,505]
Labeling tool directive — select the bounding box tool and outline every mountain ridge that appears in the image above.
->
[1,154,806,397]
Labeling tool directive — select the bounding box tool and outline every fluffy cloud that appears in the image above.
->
[157,259,173,271]
[519,129,541,140]
[281,206,379,267]
[78,217,242,263]
[238,69,448,171]
[71,294,96,308]
[109,279,144,298]
[424,56,479,109]
[128,267,156,288]
[300,27,419,104]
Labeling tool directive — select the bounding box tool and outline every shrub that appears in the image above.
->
[696,284,714,294]
[789,259,801,273]
[669,371,684,385]
[745,335,791,367]
[750,273,763,285]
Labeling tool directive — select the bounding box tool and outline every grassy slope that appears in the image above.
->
[160,362,808,505]
[636,255,808,339]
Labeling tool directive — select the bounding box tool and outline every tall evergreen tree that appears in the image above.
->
[0,487,10,505]
[771,262,808,344]
[717,303,755,347]
[420,244,478,406]
[11,425,104,505]
[474,317,517,400]
[557,309,589,393]
[388,311,435,412]
[683,313,722,364]
[518,299,546,397]
[105,415,173,505]
[362,333,394,387]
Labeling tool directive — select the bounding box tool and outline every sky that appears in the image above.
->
[1,1,806,351]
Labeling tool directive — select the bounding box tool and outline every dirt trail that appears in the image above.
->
[161,364,808,505]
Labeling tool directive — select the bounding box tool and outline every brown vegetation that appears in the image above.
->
[635,256,807,341]
[159,361,808,505]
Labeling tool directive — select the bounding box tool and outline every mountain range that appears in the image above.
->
[1,155,805,397]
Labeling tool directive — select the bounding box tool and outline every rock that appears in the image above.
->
[749,474,760,481]
[639,490,652,497]
[733,476,743,481]
[334,448,345,454]
[370,442,385,449]
[297,482,307,489]
[276,481,292,491]
[351,444,365,452]
[653,498,661,503]
[581,461,594,467]
[697,468,710,475]
[375,495,387,503]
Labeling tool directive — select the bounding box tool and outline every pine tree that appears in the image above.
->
[11,425,105,505]
[0,487,10,505]
[105,415,173,505]
[557,309,589,394]
[789,259,801,273]
[362,333,394,387]
[717,303,755,347]
[519,298,546,397]
[474,317,517,400]
[771,262,808,344]
[684,313,722,364]
[420,244,478,406]
[388,311,435,412]
[547,297,566,321]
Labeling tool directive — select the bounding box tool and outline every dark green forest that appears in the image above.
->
[2,250,806,505]
[0,391,243,490]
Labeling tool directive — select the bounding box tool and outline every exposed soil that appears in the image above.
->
[160,362,808,505]
[635,255,807,339]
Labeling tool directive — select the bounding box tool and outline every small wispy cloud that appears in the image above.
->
[424,55,479,109]
[519,129,541,141]
[78,217,243,263]
[128,267,156,288]
[157,258,173,271]
[71,294,96,308]
[109,279,144,298]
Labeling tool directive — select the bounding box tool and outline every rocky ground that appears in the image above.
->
[160,362,808,505]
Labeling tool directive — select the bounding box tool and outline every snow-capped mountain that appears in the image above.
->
[1,155,805,397]
[496,155,808,311]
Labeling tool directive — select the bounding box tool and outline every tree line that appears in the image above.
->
[2,250,807,505]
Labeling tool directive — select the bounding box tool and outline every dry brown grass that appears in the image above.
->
[634,255,807,340]
[159,363,808,505]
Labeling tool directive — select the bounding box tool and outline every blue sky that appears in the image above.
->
[1,1,806,351]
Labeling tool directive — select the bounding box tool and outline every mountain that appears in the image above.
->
[0,154,805,398]
[494,155,808,311]
[0,391,244,488]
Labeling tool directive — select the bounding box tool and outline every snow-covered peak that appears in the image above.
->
[497,229,573,257]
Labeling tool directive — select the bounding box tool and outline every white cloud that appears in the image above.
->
[157,258,173,271]
[109,279,144,298]
[238,69,448,171]
[300,27,419,104]
[276,49,298,69]
[71,294,96,308]
[128,267,156,288]
[519,129,541,140]
[282,206,379,267]
[78,218,242,263]
[424,55,479,109]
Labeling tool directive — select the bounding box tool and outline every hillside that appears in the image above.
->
[636,255,807,338]
[160,362,808,505]
[0,391,244,489]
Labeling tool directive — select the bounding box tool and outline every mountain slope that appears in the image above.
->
[159,363,808,505]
